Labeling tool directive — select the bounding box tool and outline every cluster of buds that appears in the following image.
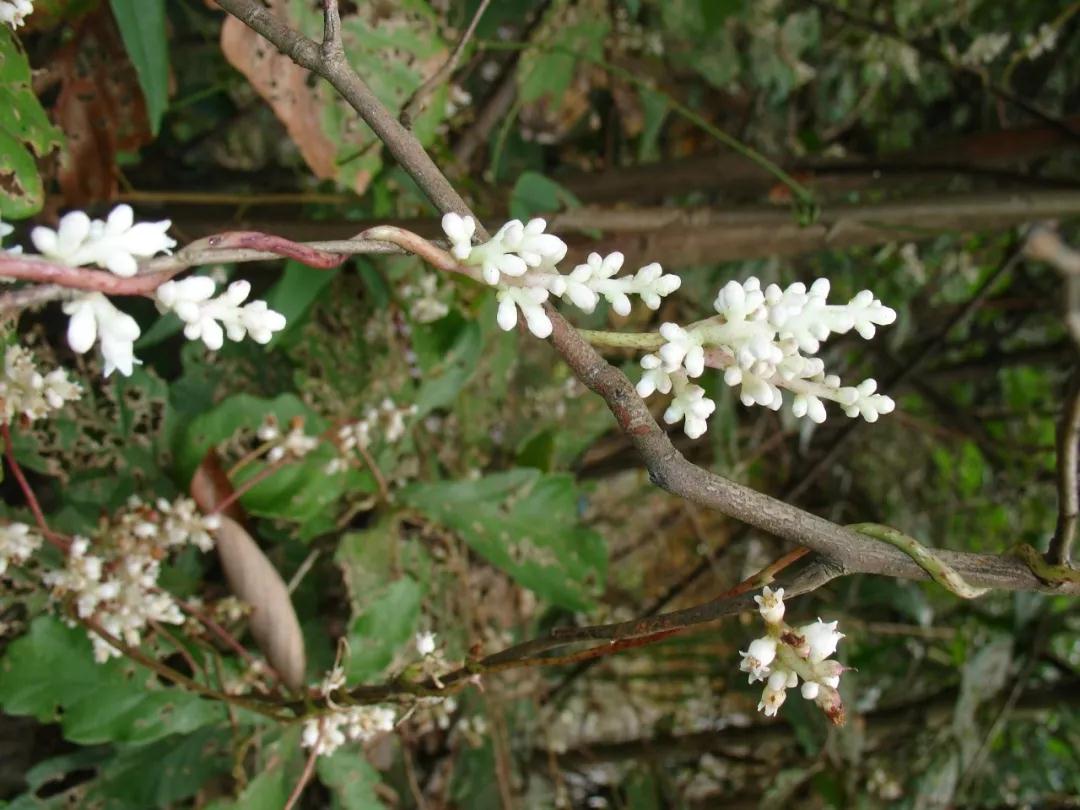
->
[31,205,175,278]
[638,277,897,437]
[0,345,81,422]
[441,214,681,339]
[155,276,287,350]
[300,704,396,756]
[739,587,847,724]
[42,497,219,662]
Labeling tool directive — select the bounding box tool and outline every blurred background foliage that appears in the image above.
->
[2,0,1080,807]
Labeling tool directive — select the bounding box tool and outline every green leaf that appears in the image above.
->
[203,731,300,810]
[0,129,41,219]
[95,729,231,808]
[0,617,222,745]
[263,260,341,348]
[509,171,581,220]
[402,470,607,610]
[109,0,170,134]
[0,27,63,218]
[345,576,421,681]
[411,312,484,417]
[317,750,386,809]
[519,9,609,109]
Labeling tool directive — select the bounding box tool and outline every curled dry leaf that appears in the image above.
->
[191,450,306,691]
[212,515,307,691]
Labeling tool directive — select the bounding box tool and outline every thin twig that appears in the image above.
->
[177,598,286,692]
[208,461,288,517]
[1,422,68,551]
[401,0,492,128]
[1049,370,1080,565]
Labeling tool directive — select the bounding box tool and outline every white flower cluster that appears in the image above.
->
[63,293,142,377]
[257,417,320,463]
[739,587,846,723]
[441,214,681,339]
[11,205,287,377]
[1024,24,1057,60]
[0,522,42,576]
[301,704,396,757]
[0,345,81,422]
[958,32,1010,66]
[0,0,33,28]
[637,277,896,438]
[31,205,175,278]
[155,276,287,350]
[325,398,416,474]
[43,497,218,662]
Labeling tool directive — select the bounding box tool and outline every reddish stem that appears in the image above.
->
[204,232,347,269]
[208,462,285,516]
[1,422,68,551]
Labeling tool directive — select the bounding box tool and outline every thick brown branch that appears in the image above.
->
[216,0,1080,607]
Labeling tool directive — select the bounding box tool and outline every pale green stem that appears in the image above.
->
[848,523,989,599]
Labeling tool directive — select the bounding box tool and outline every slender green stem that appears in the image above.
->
[577,329,664,350]
[848,523,989,599]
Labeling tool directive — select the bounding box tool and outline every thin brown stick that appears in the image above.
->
[208,461,287,517]
[400,0,492,128]
[177,598,285,690]
[1050,370,1080,565]
[149,618,202,677]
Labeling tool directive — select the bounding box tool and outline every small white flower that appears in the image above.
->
[799,619,844,663]
[636,353,672,398]
[739,636,777,683]
[267,425,319,463]
[658,323,706,377]
[754,586,785,625]
[441,212,476,260]
[800,681,821,700]
[62,293,141,377]
[31,205,175,276]
[499,218,567,268]
[663,375,715,439]
[0,0,34,29]
[416,631,436,656]
[495,286,552,338]
[758,683,787,717]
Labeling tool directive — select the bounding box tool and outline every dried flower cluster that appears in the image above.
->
[639,277,897,437]
[441,214,681,338]
[43,497,219,662]
[0,345,81,422]
[325,398,416,474]
[0,521,42,576]
[739,587,847,724]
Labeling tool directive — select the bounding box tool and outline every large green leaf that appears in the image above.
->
[345,576,422,682]
[0,27,64,217]
[0,617,222,745]
[402,469,607,610]
[519,4,609,110]
[95,729,231,808]
[109,0,169,134]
